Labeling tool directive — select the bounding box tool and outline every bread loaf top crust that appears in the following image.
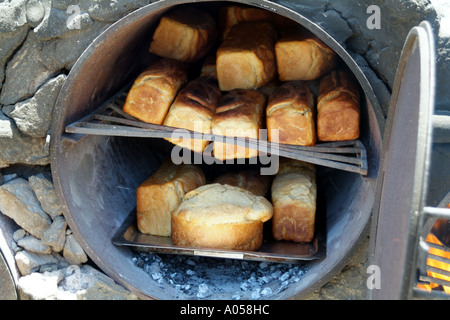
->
[266,81,314,116]
[213,89,267,130]
[318,69,360,109]
[149,7,218,62]
[139,160,205,198]
[213,170,272,196]
[122,58,188,124]
[216,22,277,90]
[172,183,273,225]
[164,77,221,124]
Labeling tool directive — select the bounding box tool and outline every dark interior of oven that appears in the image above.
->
[50,0,383,299]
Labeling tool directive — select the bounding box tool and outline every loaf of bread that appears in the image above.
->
[163,77,222,153]
[211,89,266,161]
[275,28,337,81]
[171,183,273,250]
[200,54,217,80]
[122,58,188,124]
[149,7,217,62]
[271,158,316,242]
[266,81,316,146]
[218,5,296,39]
[213,170,272,196]
[216,22,277,91]
[136,159,205,236]
[317,69,360,141]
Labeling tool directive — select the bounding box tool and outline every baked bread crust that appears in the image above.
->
[275,28,337,81]
[266,81,316,146]
[200,54,217,80]
[218,5,296,39]
[136,160,205,236]
[271,158,316,242]
[317,69,360,141]
[171,183,273,250]
[213,170,272,196]
[211,89,266,160]
[163,77,222,153]
[216,22,277,91]
[122,59,188,124]
[149,7,217,62]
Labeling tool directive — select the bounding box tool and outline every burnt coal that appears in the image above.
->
[133,251,307,300]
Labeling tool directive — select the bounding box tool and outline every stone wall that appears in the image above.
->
[0,0,448,300]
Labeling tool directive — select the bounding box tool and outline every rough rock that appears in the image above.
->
[0,110,14,138]
[63,234,88,265]
[33,5,93,41]
[0,27,28,91]
[10,74,66,137]
[0,115,49,168]
[430,0,450,111]
[78,0,150,22]
[0,0,29,34]
[12,228,27,243]
[329,0,437,88]
[39,19,111,71]
[41,215,67,252]
[17,265,139,300]
[0,0,29,88]
[0,16,109,105]
[0,0,117,104]
[0,178,51,238]
[17,235,52,254]
[0,31,58,106]
[28,172,63,219]
[14,250,59,276]
[25,0,47,28]
[17,269,64,300]
[316,9,354,45]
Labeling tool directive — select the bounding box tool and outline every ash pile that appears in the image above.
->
[133,251,307,300]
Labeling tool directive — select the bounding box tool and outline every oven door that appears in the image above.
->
[369,21,437,300]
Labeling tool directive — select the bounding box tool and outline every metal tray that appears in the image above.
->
[65,88,368,176]
[112,209,326,263]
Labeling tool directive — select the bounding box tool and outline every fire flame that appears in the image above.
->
[417,203,450,294]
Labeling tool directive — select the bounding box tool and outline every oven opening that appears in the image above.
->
[51,0,383,299]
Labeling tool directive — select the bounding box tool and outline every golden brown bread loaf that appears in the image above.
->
[213,170,272,196]
[266,81,316,146]
[122,58,188,124]
[275,28,337,81]
[136,159,205,236]
[149,7,217,62]
[216,22,277,91]
[163,77,222,153]
[218,5,296,39]
[317,69,360,141]
[271,158,316,242]
[171,183,273,250]
[211,89,267,161]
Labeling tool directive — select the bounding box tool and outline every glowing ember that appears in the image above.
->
[417,203,450,294]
